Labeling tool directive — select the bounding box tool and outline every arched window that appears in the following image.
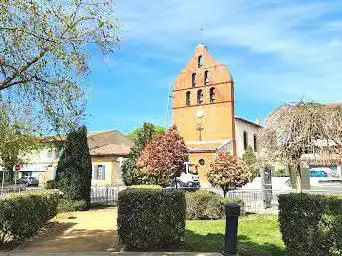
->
[204,70,209,85]
[186,91,191,106]
[254,134,258,152]
[243,131,248,150]
[192,73,196,88]
[197,89,204,105]
[209,87,216,103]
[198,55,203,68]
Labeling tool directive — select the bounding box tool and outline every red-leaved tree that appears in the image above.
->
[137,125,188,185]
[207,152,250,197]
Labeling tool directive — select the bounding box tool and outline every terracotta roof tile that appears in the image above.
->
[90,144,131,156]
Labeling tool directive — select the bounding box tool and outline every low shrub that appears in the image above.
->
[279,193,342,256]
[57,199,86,213]
[185,190,244,220]
[0,191,59,245]
[118,189,186,250]
[129,184,162,189]
[45,179,56,189]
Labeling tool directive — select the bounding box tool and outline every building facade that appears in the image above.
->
[15,130,133,186]
[172,43,261,186]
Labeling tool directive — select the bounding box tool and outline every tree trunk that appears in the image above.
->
[4,166,14,184]
[222,187,227,197]
[296,163,303,193]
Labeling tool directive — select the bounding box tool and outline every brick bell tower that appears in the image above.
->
[172,43,236,186]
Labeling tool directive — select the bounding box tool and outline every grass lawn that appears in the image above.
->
[184,215,285,256]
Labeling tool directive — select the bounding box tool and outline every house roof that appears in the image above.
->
[87,130,134,150]
[39,130,133,156]
[89,143,131,156]
[328,102,342,108]
[235,117,263,128]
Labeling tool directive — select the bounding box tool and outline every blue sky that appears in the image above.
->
[85,0,342,134]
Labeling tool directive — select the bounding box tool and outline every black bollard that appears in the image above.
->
[223,203,241,256]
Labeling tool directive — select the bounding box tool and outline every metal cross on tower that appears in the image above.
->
[196,122,204,141]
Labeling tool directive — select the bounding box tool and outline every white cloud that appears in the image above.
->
[115,0,342,105]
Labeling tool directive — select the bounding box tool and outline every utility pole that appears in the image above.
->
[165,83,173,130]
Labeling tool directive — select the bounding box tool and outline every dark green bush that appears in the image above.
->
[279,193,342,256]
[0,191,59,245]
[45,179,56,189]
[56,125,92,206]
[118,189,186,250]
[185,190,244,220]
[57,199,86,213]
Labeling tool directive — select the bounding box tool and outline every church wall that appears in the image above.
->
[189,152,216,187]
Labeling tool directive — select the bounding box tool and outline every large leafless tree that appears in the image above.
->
[261,102,342,191]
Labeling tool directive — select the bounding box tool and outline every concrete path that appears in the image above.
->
[4,208,221,256]
[12,208,119,254]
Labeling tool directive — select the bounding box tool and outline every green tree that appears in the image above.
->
[0,101,40,184]
[137,125,189,185]
[127,125,165,140]
[55,125,92,208]
[242,146,259,180]
[207,153,249,197]
[122,123,164,185]
[0,0,120,130]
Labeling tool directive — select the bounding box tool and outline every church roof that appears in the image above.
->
[235,117,263,128]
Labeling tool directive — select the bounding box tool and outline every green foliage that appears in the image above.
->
[45,179,56,189]
[0,101,41,183]
[185,190,244,220]
[0,191,59,245]
[127,124,165,140]
[272,168,289,177]
[0,0,120,130]
[56,125,92,206]
[242,146,259,179]
[278,193,342,256]
[137,125,189,185]
[122,123,165,186]
[118,189,186,250]
[57,199,86,213]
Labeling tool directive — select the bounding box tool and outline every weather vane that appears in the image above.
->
[200,27,205,43]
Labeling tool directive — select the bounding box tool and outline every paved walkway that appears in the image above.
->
[4,208,221,256]
[12,208,119,254]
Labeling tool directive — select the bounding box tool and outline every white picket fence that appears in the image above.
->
[90,186,124,205]
[0,185,123,206]
[0,184,27,199]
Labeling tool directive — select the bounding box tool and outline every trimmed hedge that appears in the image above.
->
[0,191,59,245]
[118,189,186,250]
[279,193,342,256]
[185,190,244,220]
[45,179,56,189]
[57,199,86,213]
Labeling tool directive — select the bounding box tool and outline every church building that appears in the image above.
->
[172,43,261,186]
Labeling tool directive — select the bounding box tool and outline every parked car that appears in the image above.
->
[309,169,328,177]
[169,162,200,189]
[17,176,39,187]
